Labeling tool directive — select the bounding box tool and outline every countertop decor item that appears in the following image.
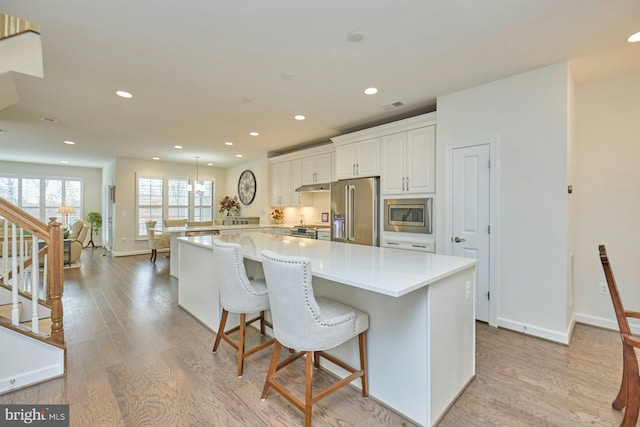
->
[271,209,284,224]
[219,195,240,216]
[237,169,256,205]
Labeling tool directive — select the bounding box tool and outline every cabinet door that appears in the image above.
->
[270,161,291,206]
[406,126,435,193]
[381,132,407,195]
[301,153,333,184]
[290,159,303,205]
[314,153,333,183]
[335,144,358,180]
[355,138,379,178]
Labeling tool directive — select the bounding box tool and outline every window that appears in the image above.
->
[137,176,164,238]
[167,178,189,221]
[193,180,214,221]
[136,175,216,239]
[0,176,83,225]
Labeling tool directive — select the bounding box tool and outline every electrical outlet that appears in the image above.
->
[599,281,609,295]
[465,281,472,299]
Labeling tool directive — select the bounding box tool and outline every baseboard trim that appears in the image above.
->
[112,248,169,258]
[497,317,571,345]
[575,312,640,334]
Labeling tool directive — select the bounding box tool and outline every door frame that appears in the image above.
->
[444,136,499,327]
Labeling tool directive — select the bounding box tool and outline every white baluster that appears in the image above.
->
[31,234,39,334]
[19,228,25,291]
[2,218,7,281]
[11,223,19,325]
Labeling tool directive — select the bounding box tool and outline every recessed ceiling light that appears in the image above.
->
[294,115,306,121]
[152,157,160,160]
[225,141,234,146]
[347,31,365,43]
[282,73,296,80]
[249,132,259,136]
[628,31,640,42]
[116,90,133,98]
[63,140,75,145]
[207,163,213,166]
[60,160,69,164]
[364,87,378,95]
[40,117,57,123]
[174,145,183,149]
[236,154,243,158]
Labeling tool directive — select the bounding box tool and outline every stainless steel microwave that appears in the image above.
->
[383,198,433,234]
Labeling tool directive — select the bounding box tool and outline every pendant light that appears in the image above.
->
[188,156,206,194]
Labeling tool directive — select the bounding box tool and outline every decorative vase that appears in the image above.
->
[274,218,283,224]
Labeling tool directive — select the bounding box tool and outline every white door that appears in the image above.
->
[452,144,491,322]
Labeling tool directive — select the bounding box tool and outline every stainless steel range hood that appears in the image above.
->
[295,183,331,192]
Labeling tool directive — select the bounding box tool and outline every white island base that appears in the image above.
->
[178,233,476,426]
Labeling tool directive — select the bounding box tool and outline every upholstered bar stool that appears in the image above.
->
[260,250,369,427]
[212,239,274,377]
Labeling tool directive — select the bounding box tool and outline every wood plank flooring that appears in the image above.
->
[0,249,628,426]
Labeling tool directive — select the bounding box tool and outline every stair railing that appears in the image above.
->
[0,197,64,346]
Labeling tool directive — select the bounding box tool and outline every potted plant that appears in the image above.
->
[85,211,102,248]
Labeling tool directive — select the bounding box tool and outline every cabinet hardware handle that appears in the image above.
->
[387,242,400,245]
[412,244,426,248]
[406,177,409,191]
[356,163,359,175]
[353,164,356,176]
[402,177,405,192]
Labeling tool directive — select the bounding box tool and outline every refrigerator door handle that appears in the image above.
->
[348,184,356,241]
[345,185,350,241]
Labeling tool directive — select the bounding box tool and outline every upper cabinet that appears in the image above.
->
[270,161,291,206]
[301,153,332,184]
[332,112,436,194]
[381,126,435,194]
[334,138,380,180]
[269,144,334,207]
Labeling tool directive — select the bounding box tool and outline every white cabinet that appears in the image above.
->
[290,159,303,206]
[335,138,379,180]
[381,126,435,195]
[301,153,332,185]
[270,161,291,206]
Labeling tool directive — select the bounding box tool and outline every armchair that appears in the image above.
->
[68,221,88,265]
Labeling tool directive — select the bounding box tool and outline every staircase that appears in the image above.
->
[0,197,66,394]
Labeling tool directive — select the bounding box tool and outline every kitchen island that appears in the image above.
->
[178,232,477,426]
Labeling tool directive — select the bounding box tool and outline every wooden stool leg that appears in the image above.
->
[359,332,369,397]
[261,340,282,399]
[313,351,320,369]
[260,311,266,335]
[212,309,229,352]
[237,313,246,377]
[305,351,313,427]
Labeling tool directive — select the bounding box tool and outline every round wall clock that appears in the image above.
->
[237,169,256,205]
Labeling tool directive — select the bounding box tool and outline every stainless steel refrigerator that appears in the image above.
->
[330,177,379,246]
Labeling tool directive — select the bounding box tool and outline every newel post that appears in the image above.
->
[48,217,65,345]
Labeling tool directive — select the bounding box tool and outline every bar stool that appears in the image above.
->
[259,250,369,427]
[212,239,274,377]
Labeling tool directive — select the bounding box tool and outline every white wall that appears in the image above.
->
[573,72,640,331]
[436,62,572,342]
[112,157,226,256]
[223,154,270,224]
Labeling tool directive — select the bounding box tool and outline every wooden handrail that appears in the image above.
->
[0,197,64,346]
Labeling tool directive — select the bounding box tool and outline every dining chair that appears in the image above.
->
[145,221,170,263]
[599,244,640,427]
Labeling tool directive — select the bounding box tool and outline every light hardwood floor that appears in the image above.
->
[0,249,627,426]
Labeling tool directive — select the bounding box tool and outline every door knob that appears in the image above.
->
[454,236,465,243]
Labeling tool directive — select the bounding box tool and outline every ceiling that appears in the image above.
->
[0,0,639,169]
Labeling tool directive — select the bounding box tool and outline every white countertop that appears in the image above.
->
[178,232,477,297]
[160,224,291,233]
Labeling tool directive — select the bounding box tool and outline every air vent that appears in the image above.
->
[381,101,406,110]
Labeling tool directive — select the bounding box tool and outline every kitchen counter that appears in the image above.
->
[178,232,477,426]
[158,224,291,278]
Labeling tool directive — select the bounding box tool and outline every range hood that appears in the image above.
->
[295,183,331,192]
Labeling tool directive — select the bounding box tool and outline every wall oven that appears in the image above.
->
[383,197,433,234]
